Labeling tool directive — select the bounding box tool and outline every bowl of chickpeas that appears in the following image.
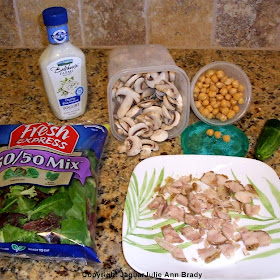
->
[191,61,252,125]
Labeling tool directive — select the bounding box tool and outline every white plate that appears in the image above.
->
[122,155,280,280]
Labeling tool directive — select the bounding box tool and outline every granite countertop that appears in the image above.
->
[0,49,279,280]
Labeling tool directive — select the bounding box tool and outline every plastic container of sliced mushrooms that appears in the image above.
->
[107,44,191,151]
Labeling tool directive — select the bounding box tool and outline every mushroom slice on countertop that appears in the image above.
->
[140,139,159,159]
[150,129,168,142]
[125,74,142,87]
[123,135,142,157]
[128,123,149,137]
[133,77,148,93]
[116,87,140,119]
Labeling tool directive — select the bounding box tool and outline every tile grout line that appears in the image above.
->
[144,0,150,44]
[78,0,86,47]
[13,0,24,47]
[211,0,218,48]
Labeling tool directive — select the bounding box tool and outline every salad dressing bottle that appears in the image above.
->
[39,6,88,120]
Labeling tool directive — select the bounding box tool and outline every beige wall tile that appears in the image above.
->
[214,0,280,48]
[16,0,82,48]
[149,0,214,48]
[0,0,21,47]
[82,0,146,46]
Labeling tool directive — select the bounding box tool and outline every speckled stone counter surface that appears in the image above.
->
[0,49,279,280]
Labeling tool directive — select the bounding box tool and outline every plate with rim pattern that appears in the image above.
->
[122,155,280,280]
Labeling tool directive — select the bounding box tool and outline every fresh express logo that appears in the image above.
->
[9,123,79,154]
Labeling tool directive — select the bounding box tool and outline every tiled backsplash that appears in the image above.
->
[1,0,279,49]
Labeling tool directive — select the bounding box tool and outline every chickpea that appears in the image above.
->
[208,91,216,98]
[216,82,224,89]
[210,84,218,92]
[205,77,212,85]
[227,110,236,119]
[238,97,245,104]
[198,93,207,101]
[206,105,213,112]
[216,94,224,101]
[226,100,231,107]
[221,99,228,107]
[207,113,214,119]
[233,93,242,101]
[211,75,219,83]
[202,108,210,117]
[212,108,219,115]
[200,87,207,93]
[195,100,202,109]
[202,99,210,106]
[219,114,228,122]
[216,112,221,120]
[221,107,229,115]
[225,78,233,85]
[216,70,225,79]
[231,99,238,105]
[232,80,240,88]
[226,85,232,91]
[199,75,206,83]
[196,81,203,89]
[206,129,214,136]
[225,94,232,101]
[238,84,244,92]
[223,135,231,143]
[194,86,200,94]
[205,69,215,77]
[232,105,240,112]
[221,76,228,83]
[229,88,237,95]
[199,107,204,114]
[214,131,222,139]
[203,83,210,88]
[220,87,228,96]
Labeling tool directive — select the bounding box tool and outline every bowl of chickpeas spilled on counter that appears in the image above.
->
[190,61,252,126]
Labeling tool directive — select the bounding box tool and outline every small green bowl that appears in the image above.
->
[181,121,249,157]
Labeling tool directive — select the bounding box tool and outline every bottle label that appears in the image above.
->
[46,57,84,118]
[47,24,69,44]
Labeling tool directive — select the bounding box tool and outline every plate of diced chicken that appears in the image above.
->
[122,155,280,280]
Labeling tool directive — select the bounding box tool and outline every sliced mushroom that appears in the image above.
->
[143,106,162,116]
[168,71,176,82]
[155,81,180,99]
[140,139,159,159]
[124,136,142,156]
[125,105,141,118]
[128,123,149,137]
[116,87,140,119]
[144,72,166,88]
[134,77,148,93]
[125,74,142,87]
[115,117,136,135]
[144,111,162,130]
[141,88,155,100]
[120,75,132,83]
[163,95,175,111]
[151,130,168,142]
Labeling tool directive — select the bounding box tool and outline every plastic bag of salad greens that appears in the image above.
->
[0,123,107,263]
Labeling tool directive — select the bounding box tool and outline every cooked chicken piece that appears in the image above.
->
[231,200,242,213]
[208,218,225,230]
[180,226,203,242]
[162,204,185,222]
[244,184,258,196]
[240,228,259,250]
[235,191,258,204]
[232,232,242,242]
[207,229,228,245]
[184,213,199,228]
[197,246,221,263]
[200,171,217,188]
[148,195,165,210]
[175,194,189,207]
[253,230,272,247]
[188,192,208,214]
[154,237,187,262]
[216,174,228,186]
[204,188,219,200]
[164,183,183,194]
[219,243,236,259]
[222,221,235,240]
[179,175,192,184]
[153,201,167,219]
[216,184,230,200]
[213,206,231,220]
[181,183,194,194]
[197,216,212,230]
[161,224,184,243]
[224,180,245,193]
[243,204,260,217]
[192,182,201,192]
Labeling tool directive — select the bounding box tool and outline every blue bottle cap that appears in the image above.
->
[43,7,68,27]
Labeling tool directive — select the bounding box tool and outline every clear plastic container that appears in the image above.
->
[107,44,190,141]
[190,61,252,126]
